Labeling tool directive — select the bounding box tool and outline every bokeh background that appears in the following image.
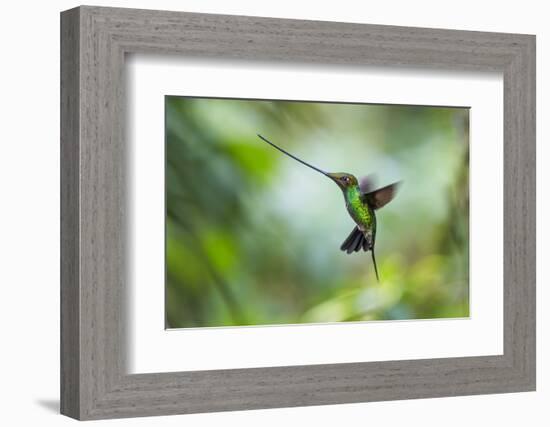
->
[165,96,469,329]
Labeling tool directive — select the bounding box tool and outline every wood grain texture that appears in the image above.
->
[60,7,80,419]
[60,5,536,420]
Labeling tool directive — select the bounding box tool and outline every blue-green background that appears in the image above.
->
[166,97,469,328]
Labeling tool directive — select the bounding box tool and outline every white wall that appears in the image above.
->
[0,0,546,425]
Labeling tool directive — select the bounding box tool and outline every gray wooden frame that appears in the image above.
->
[60,5,536,420]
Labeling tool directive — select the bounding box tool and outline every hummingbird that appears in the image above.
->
[257,134,400,281]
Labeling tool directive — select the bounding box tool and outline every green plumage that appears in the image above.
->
[345,185,376,233]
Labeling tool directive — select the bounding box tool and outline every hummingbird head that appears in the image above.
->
[327,173,358,190]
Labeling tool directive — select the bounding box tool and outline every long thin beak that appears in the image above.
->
[325,173,341,184]
[257,134,329,177]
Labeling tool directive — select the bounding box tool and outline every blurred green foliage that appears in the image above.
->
[166,96,469,328]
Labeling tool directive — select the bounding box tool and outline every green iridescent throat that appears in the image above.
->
[345,185,374,229]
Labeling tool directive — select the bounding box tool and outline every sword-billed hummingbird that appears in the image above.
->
[257,134,400,282]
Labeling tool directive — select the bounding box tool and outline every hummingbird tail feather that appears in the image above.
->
[340,226,380,282]
[340,227,362,253]
[371,248,380,282]
[340,227,371,254]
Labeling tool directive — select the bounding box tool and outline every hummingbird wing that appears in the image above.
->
[359,174,376,194]
[363,182,401,210]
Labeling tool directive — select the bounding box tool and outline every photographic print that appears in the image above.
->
[165,96,469,329]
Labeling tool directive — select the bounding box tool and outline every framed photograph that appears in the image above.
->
[60,6,535,420]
